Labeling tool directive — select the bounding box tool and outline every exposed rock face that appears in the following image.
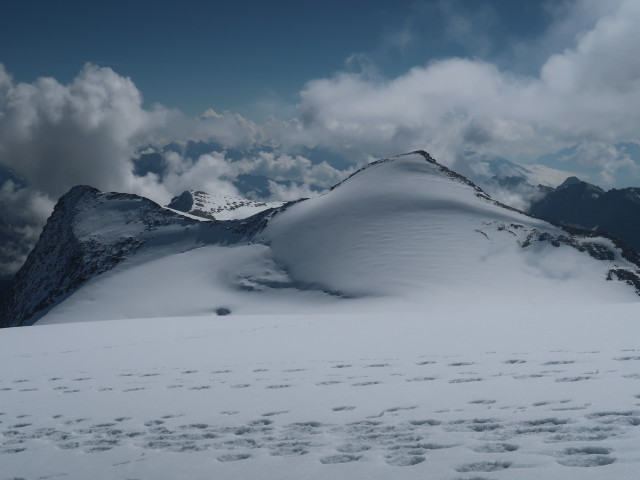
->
[0,186,199,327]
[530,179,640,252]
[0,184,293,327]
[166,190,282,221]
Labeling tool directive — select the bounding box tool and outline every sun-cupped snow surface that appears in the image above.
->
[166,190,284,221]
[2,308,640,479]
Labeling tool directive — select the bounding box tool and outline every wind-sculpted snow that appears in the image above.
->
[3,151,640,327]
[261,152,640,305]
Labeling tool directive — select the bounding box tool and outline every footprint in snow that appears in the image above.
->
[269,442,310,457]
[218,453,251,462]
[332,406,356,411]
[471,442,519,453]
[555,376,592,382]
[262,410,288,417]
[469,399,496,405]
[409,419,441,426]
[336,443,371,453]
[385,454,425,466]
[320,454,361,464]
[555,447,615,467]
[406,376,436,382]
[455,461,512,472]
[449,377,483,383]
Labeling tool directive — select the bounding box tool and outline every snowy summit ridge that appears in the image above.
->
[166,190,284,221]
[0,186,282,327]
[2,151,640,327]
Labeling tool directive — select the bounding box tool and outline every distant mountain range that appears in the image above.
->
[454,151,640,254]
[166,190,284,221]
[2,151,640,328]
[529,177,640,253]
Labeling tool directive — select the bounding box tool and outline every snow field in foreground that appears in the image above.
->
[2,306,640,479]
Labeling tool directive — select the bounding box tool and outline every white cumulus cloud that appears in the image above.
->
[1,0,640,276]
[296,0,640,165]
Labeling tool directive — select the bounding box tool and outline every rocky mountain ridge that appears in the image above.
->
[166,190,284,221]
[529,178,640,252]
[2,151,640,328]
[0,186,289,327]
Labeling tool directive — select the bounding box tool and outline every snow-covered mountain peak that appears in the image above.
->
[558,176,583,189]
[262,151,640,304]
[166,190,284,221]
[0,184,284,327]
[332,151,490,199]
[2,151,640,327]
[0,186,208,327]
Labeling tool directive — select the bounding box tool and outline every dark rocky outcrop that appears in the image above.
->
[530,179,640,253]
[0,186,198,327]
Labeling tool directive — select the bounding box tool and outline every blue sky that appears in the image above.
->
[2,0,552,118]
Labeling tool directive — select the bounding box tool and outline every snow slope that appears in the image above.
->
[32,152,640,325]
[260,153,640,307]
[2,307,640,479]
[0,184,290,327]
[3,152,640,478]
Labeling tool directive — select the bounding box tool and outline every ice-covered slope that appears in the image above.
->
[166,190,284,220]
[4,151,640,327]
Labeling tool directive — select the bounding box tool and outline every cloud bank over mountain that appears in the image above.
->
[0,0,639,276]
[297,0,640,163]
